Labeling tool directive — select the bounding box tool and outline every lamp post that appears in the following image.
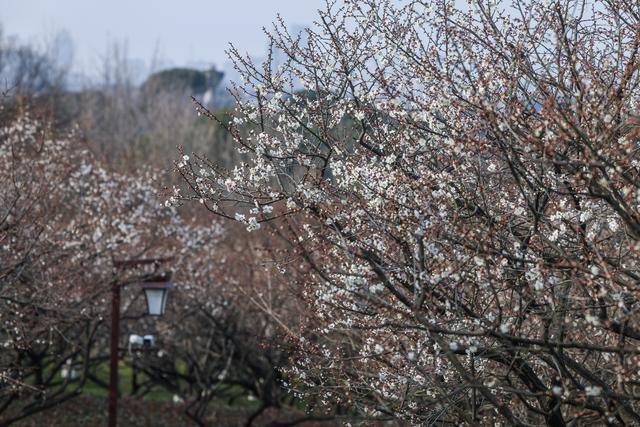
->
[109,258,172,427]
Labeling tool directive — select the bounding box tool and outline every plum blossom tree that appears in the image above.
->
[0,108,221,424]
[174,0,640,424]
[133,225,310,427]
[0,112,105,423]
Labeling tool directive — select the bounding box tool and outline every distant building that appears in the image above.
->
[140,66,224,107]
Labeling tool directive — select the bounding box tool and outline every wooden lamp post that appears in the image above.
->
[109,258,173,427]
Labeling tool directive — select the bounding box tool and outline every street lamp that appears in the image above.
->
[142,281,172,316]
[109,257,173,427]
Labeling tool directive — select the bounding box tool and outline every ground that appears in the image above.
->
[12,396,349,426]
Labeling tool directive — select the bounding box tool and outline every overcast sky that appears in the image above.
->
[0,0,324,76]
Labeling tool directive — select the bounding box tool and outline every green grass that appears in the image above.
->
[12,359,315,426]
[82,360,173,401]
[79,359,260,405]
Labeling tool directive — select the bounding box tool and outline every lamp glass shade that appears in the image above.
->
[144,287,169,316]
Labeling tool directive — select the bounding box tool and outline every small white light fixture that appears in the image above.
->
[143,335,155,347]
[61,359,78,380]
[142,281,172,316]
[129,334,144,346]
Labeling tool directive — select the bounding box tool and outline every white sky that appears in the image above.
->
[0,0,324,75]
